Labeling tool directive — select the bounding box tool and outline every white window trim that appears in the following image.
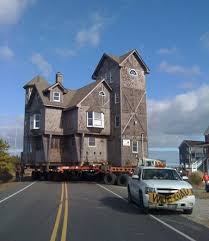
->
[30,114,41,130]
[53,92,61,102]
[99,91,106,96]
[132,141,139,153]
[129,68,138,77]
[87,112,104,128]
[88,137,96,147]
[115,116,120,128]
[115,92,119,104]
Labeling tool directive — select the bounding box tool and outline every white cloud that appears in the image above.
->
[75,13,106,47]
[178,81,196,90]
[31,53,52,77]
[0,46,14,59]
[55,48,76,58]
[200,32,209,49]
[159,61,201,76]
[148,85,209,149]
[157,47,177,55]
[0,0,36,25]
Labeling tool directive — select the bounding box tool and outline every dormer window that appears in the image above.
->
[53,92,61,102]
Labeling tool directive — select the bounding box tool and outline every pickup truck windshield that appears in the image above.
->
[142,169,181,180]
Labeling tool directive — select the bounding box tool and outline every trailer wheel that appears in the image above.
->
[117,174,129,186]
[104,173,116,185]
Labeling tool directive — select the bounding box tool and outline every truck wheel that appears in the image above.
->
[183,209,193,215]
[139,191,149,214]
[104,173,116,185]
[128,186,133,203]
[117,174,129,186]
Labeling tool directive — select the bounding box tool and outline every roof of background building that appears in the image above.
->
[183,140,205,147]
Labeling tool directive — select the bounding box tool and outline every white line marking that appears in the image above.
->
[96,184,197,241]
[97,184,127,201]
[0,182,37,204]
[149,214,196,241]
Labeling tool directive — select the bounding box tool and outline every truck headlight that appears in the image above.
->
[145,187,156,194]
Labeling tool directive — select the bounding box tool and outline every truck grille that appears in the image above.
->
[157,188,178,195]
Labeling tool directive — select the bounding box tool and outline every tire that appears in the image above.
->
[128,186,133,203]
[183,209,193,215]
[117,174,129,186]
[104,173,117,185]
[138,191,149,214]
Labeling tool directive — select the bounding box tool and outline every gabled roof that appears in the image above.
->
[180,140,205,147]
[24,75,111,110]
[23,75,49,89]
[92,49,150,79]
[44,82,68,94]
[64,79,111,110]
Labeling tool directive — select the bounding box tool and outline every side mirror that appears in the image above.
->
[132,175,139,180]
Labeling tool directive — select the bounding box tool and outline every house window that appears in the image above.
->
[29,142,32,153]
[115,92,120,104]
[30,114,41,129]
[87,112,104,128]
[105,72,113,83]
[25,87,32,104]
[99,91,106,96]
[72,137,75,146]
[87,112,93,126]
[132,141,138,153]
[115,116,120,128]
[53,92,61,102]
[129,69,138,77]
[88,137,96,147]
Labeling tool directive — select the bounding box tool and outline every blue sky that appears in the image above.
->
[1,0,209,164]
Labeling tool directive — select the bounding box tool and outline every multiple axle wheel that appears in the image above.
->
[32,170,129,186]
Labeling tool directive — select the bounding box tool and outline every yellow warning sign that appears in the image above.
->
[148,189,193,204]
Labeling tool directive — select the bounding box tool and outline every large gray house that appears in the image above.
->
[22,50,149,168]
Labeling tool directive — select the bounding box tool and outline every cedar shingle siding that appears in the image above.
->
[22,50,149,167]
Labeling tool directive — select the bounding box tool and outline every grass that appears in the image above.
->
[193,183,209,199]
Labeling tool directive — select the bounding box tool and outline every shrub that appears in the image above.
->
[189,171,203,186]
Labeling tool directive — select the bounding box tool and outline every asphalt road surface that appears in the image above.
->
[0,181,209,241]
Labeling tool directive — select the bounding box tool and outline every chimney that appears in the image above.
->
[56,72,63,84]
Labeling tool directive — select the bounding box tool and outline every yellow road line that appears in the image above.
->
[50,183,64,241]
[61,182,68,241]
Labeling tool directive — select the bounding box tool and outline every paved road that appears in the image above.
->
[0,181,209,241]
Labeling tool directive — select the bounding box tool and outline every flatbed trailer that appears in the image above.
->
[23,158,164,186]
[24,162,136,186]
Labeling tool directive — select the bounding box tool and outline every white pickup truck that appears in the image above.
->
[128,166,195,214]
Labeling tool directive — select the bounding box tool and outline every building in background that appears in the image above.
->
[22,50,149,168]
[179,140,208,172]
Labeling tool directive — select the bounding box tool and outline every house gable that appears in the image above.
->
[119,49,150,74]
[80,81,111,107]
